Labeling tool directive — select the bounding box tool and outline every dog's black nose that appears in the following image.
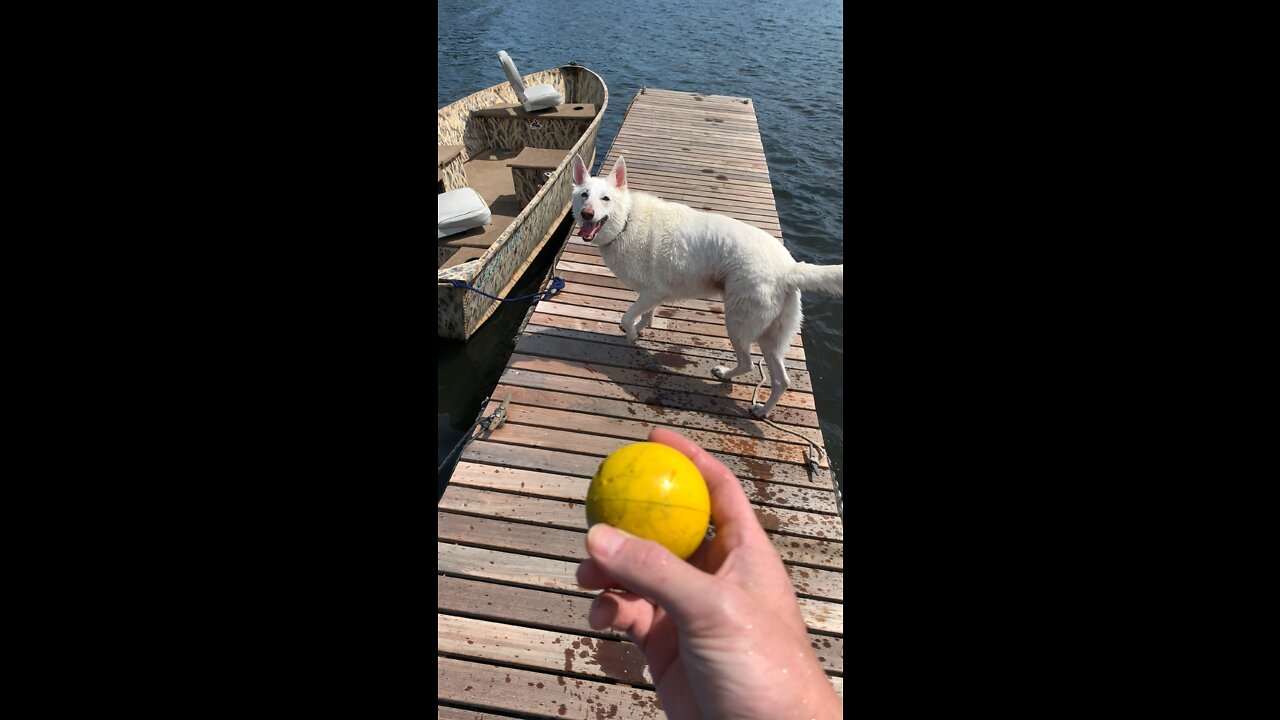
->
[581,207,594,220]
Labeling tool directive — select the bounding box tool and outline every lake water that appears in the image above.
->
[438,0,844,502]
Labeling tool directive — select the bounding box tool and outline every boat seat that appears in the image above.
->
[438,187,492,239]
[498,50,563,112]
[507,148,569,207]
[507,147,567,171]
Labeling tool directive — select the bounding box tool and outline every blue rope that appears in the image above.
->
[448,276,565,303]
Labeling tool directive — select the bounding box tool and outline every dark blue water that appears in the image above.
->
[438,0,844,500]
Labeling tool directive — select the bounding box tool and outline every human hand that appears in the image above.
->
[576,426,842,719]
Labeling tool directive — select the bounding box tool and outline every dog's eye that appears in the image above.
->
[580,192,587,198]
[602,196,610,202]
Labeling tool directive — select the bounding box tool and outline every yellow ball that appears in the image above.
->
[586,442,711,559]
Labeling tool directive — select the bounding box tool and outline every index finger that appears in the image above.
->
[647,426,762,538]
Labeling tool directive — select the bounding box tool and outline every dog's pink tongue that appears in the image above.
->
[579,221,600,241]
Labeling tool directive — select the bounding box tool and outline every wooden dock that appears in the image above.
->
[438,88,843,719]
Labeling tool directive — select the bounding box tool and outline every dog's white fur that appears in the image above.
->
[571,155,843,418]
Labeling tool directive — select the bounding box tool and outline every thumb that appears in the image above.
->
[586,523,722,627]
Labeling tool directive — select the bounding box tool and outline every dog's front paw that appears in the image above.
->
[712,366,730,380]
[750,403,769,418]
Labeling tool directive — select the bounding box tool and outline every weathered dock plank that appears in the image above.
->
[496,365,818,425]
[447,452,838,516]
[435,573,845,674]
[440,481,841,544]
[439,88,843,717]
[438,513,845,604]
[438,542,842,633]
[505,353,819,413]
[513,333,814,391]
[526,314,809,363]
[462,420,824,473]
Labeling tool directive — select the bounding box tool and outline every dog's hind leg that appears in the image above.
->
[749,334,792,418]
[748,291,802,418]
[712,292,773,382]
[620,291,665,342]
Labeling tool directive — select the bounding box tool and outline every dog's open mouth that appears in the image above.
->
[578,217,606,242]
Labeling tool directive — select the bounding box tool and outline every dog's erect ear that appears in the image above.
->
[612,156,627,190]
[572,154,588,186]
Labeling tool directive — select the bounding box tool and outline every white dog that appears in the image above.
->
[571,155,843,418]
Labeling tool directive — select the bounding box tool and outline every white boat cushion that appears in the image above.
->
[497,50,563,112]
[521,84,563,112]
[438,188,492,239]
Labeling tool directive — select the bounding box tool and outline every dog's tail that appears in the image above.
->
[787,263,843,297]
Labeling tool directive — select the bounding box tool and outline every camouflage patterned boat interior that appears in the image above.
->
[438,63,608,341]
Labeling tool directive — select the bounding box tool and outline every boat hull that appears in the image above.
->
[438,64,608,341]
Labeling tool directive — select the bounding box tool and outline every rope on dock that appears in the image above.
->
[440,276,565,303]
[750,358,828,477]
[437,395,511,475]
[750,359,843,519]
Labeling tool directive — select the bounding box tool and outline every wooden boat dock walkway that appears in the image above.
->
[438,87,843,719]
